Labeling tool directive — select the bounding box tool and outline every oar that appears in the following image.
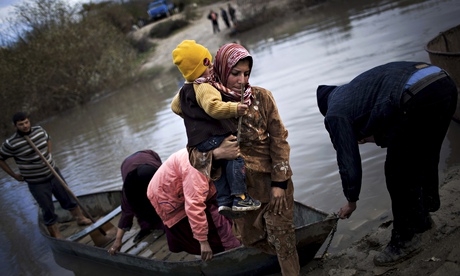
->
[24,135,106,235]
[237,83,244,146]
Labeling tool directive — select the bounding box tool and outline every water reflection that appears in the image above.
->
[1,0,459,274]
[41,75,185,194]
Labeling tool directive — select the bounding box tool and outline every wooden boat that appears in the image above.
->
[39,190,338,275]
[425,24,460,123]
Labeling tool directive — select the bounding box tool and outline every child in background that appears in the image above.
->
[170,40,260,217]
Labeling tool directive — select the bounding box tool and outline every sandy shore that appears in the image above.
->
[133,1,238,75]
[133,2,460,275]
[300,165,460,276]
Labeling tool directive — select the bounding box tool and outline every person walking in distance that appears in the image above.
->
[207,10,220,34]
[228,3,237,25]
[220,7,231,28]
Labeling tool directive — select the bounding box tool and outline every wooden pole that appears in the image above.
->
[237,83,244,146]
[23,135,108,236]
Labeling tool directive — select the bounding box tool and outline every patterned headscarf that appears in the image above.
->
[212,43,253,105]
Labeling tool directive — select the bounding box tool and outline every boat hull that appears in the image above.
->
[39,191,337,275]
[425,24,460,123]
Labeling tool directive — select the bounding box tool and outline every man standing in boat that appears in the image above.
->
[316,61,457,266]
[0,112,92,238]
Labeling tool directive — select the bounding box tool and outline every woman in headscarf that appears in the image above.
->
[189,43,300,275]
[108,150,164,255]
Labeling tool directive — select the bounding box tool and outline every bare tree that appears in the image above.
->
[0,0,136,138]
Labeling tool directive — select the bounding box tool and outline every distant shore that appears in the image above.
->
[132,1,238,76]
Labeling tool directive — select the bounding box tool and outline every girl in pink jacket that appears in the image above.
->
[147,148,240,261]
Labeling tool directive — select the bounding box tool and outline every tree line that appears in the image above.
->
[0,0,316,138]
[0,0,210,138]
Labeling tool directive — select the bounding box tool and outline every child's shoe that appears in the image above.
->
[218,205,247,219]
[232,195,261,211]
[218,205,232,214]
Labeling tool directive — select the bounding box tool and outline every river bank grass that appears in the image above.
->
[0,0,321,140]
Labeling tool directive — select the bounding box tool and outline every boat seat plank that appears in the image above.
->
[153,239,177,261]
[182,254,199,261]
[140,234,169,258]
[79,234,95,245]
[167,251,197,262]
[142,238,169,259]
[138,238,167,259]
[59,221,87,237]
[134,232,197,261]
[138,248,154,259]
[123,229,164,255]
[117,228,139,252]
[155,245,172,260]
[108,214,121,230]
[67,206,122,242]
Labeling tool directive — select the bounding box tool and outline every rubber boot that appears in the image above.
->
[47,223,63,239]
[70,206,92,226]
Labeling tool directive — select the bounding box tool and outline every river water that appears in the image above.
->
[1,0,459,275]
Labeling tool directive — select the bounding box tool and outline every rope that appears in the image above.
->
[320,214,339,259]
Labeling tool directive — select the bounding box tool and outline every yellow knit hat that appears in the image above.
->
[172,40,212,82]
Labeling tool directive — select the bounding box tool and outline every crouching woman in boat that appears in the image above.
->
[108,150,164,255]
[147,144,241,261]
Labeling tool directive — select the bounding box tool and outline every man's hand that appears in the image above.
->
[338,202,357,219]
[269,187,288,215]
[199,240,213,261]
[13,174,24,182]
[358,135,375,144]
[0,160,24,182]
[213,135,240,160]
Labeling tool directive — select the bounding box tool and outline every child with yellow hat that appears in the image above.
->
[171,40,260,217]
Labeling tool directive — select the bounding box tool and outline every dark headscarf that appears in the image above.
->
[120,150,162,183]
[121,150,163,211]
[316,85,337,116]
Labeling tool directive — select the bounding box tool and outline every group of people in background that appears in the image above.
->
[208,3,237,34]
[1,6,458,274]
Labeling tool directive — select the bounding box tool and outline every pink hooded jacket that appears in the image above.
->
[147,148,217,242]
